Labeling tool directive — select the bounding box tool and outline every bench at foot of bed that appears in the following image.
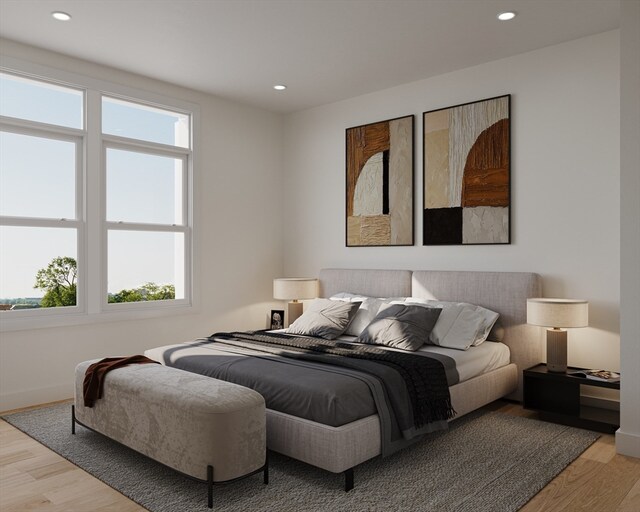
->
[73,360,268,508]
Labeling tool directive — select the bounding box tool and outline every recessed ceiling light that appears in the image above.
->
[273,85,287,91]
[497,11,516,21]
[52,11,72,21]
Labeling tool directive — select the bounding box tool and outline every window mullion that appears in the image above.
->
[102,135,190,158]
[0,116,85,139]
[105,221,187,233]
[86,89,102,315]
[0,217,82,228]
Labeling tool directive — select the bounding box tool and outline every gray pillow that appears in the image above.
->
[357,304,442,351]
[287,299,362,339]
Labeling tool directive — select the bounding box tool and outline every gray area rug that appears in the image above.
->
[3,403,598,512]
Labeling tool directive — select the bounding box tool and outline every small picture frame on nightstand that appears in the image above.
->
[270,309,285,330]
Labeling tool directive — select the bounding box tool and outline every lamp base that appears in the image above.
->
[546,328,568,373]
[287,301,304,327]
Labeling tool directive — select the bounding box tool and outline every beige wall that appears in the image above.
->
[617,0,640,458]
[283,31,620,381]
[0,40,285,410]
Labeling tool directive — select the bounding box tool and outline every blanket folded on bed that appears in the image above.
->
[211,331,455,431]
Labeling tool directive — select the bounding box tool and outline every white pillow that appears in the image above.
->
[330,293,384,336]
[330,293,407,337]
[402,299,499,350]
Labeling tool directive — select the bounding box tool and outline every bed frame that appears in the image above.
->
[264,269,542,490]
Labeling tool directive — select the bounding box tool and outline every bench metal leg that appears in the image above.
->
[71,405,76,435]
[264,451,269,485]
[344,467,354,492]
[207,465,214,508]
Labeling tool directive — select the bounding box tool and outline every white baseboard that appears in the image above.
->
[616,429,640,458]
[0,384,73,413]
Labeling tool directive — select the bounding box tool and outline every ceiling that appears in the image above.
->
[0,0,620,113]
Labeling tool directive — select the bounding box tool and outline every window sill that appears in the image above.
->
[0,302,197,332]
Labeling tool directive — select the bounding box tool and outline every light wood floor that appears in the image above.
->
[1,400,639,511]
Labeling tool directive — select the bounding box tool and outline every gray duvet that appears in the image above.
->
[153,336,459,456]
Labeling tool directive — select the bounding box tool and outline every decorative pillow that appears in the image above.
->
[357,303,442,351]
[487,319,505,342]
[330,293,387,336]
[287,298,362,339]
[403,299,499,350]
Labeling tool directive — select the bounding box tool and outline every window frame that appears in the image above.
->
[0,58,199,332]
[102,138,191,311]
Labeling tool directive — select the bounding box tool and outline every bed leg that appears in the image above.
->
[207,465,213,508]
[263,451,269,485]
[344,467,354,492]
[71,405,76,435]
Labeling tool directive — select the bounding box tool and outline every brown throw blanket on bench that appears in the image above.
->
[83,355,159,407]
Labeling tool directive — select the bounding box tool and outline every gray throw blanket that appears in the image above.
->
[204,331,457,455]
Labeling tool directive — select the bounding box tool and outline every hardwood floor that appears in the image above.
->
[0,400,143,512]
[496,402,640,512]
[1,400,638,511]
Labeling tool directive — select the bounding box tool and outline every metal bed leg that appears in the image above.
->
[207,465,214,508]
[264,451,269,485]
[71,405,75,435]
[344,467,354,492]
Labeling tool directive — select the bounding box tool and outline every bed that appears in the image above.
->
[145,269,542,489]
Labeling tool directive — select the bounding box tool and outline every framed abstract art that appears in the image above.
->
[346,115,414,247]
[423,95,510,245]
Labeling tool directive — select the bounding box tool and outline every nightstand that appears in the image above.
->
[523,363,620,433]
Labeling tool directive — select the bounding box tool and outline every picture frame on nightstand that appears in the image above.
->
[270,309,285,330]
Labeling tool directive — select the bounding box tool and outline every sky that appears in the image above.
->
[0,73,189,299]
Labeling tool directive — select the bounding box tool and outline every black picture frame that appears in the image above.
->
[345,114,414,247]
[423,94,511,245]
[270,309,285,330]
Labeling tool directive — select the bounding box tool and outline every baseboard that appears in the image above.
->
[616,429,640,458]
[0,384,73,414]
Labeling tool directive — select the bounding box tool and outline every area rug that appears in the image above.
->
[3,404,598,512]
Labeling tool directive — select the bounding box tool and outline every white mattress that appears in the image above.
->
[416,342,510,382]
[333,334,511,383]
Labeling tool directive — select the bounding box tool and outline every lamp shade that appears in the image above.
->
[527,298,588,328]
[273,278,318,301]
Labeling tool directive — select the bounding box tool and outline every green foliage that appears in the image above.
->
[34,256,77,307]
[40,284,77,307]
[0,297,41,306]
[109,288,143,304]
[34,257,175,307]
[108,282,175,303]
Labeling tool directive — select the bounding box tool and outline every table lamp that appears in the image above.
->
[273,278,318,326]
[527,298,589,372]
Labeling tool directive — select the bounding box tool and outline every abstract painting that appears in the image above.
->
[423,95,510,245]
[346,115,413,246]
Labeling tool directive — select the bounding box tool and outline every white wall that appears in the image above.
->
[0,40,284,411]
[283,32,620,375]
[617,0,640,458]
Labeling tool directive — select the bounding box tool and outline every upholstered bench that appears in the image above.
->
[73,360,268,508]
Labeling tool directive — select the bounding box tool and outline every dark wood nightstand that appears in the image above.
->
[523,363,620,433]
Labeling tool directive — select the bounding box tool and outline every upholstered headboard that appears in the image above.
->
[318,268,412,298]
[318,268,543,400]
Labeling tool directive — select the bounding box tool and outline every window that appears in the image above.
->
[102,97,190,307]
[0,72,83,129]
[0,64,195,328]
[0,73,83,313]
